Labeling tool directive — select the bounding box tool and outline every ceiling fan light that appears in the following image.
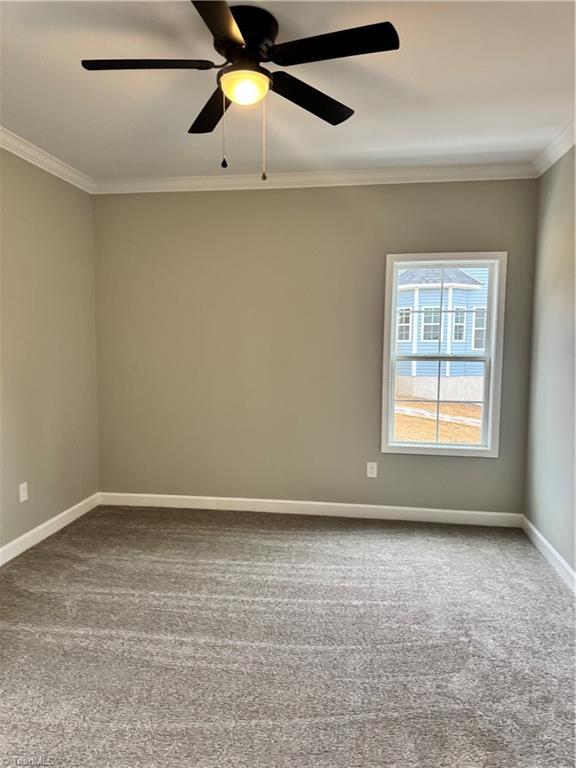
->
[220,69,270,105]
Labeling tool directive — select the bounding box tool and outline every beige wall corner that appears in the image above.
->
[527,147,575,568]
[0,150,99,546]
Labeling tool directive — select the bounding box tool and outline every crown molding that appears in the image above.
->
[533,121,575,176]
[92,162,537,194]
[0,127,95,193]
[5,124,572,195]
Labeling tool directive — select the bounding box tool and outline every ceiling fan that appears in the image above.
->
[81,1,400,133]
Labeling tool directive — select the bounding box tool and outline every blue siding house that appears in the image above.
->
[395,266,489,386]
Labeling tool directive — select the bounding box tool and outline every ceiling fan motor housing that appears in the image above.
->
[214,5,279,63]
[81,1,400,133]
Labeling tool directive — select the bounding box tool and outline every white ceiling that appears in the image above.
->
[1,1,574,182]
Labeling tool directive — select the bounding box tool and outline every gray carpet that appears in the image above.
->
[0,506,574,768]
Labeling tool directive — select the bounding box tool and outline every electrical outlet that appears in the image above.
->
[366,462,378,479]
[19,482,29,503]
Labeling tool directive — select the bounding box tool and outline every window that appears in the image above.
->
[381,252,507,457]
[396,308,412,342]
[472,308,486,350]
[452,307,466,342]
[421,307,441,341]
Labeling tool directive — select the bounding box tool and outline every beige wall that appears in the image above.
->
[94,179,537,514]
[0,151,99,546]
[527,148,575,567]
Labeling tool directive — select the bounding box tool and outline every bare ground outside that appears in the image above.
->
[394,401,483,445]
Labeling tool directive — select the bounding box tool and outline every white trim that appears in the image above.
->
[99,492,521,528]
[398,283,481,291]
[522,516,575,591]
[0,126,539,194]
[0,127,95,193]
[1,489,572,594]
[1,124,572,193]
[533,121,575,176]
[1,491,571,592]
[380,438,494,459]
[0,492,101,567]
[90,164,537,193]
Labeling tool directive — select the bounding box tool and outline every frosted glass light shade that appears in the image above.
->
[220,69,270,105]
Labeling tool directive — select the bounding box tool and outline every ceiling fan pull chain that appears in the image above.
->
[261,96,267,181]
[220,90,228,168]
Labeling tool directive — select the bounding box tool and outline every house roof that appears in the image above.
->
[398,267,482,287]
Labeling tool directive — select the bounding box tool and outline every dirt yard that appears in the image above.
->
[394,401,483,445]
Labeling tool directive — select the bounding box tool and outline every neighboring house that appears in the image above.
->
[395,266,489,400]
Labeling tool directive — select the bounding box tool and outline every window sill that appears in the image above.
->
[381,443,499,458]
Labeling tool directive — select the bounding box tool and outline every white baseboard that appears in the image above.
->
[2,492,572,592]
[522,516,576,591]
[99,492,522,528]
[0,492,101,567]
[0,491,522,570]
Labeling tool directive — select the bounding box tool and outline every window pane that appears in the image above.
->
[396,308,412,342]
[472,309,487,350]
[438,402,483,445]
[396,266,442,352]
[421,307,441,341]
[452,308,466,342]
[394,360,439,401]
[439,361,485,402]
[433,308,489,356]
[393,401,438,443]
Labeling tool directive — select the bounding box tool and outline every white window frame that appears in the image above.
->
[396,308,412,342]
[472,307,487,351]
[421,306,441,342]
[452,306,466,343]
[381,252,507,458]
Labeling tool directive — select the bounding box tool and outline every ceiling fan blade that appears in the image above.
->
[82,59,217,71]
[188,87,231,133]
[271,72,353,126]
[269,21,399,66]
[191,1,245,45]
